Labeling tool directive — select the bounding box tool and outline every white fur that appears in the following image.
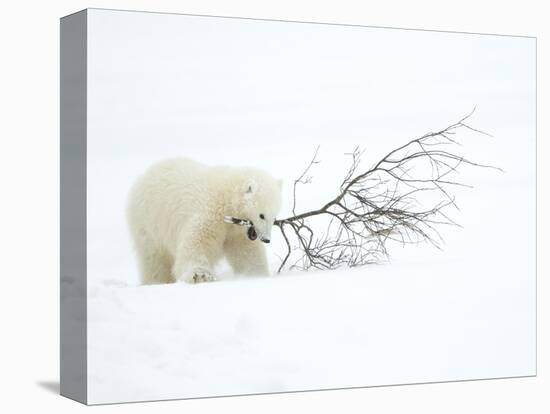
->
[127,158,282,284]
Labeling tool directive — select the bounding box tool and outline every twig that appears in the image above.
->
[274,110,500,272]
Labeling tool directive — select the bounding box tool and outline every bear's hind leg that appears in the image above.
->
[140,250,174,285]
[133,232,174,285]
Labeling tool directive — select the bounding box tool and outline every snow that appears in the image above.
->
[87,255,535,403]
[85,9,536,404]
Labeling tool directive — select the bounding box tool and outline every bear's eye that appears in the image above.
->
[259,214,265,220]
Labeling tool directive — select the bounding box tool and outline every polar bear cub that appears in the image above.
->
[127,158,282,284]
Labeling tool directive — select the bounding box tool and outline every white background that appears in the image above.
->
[0,0,548,412]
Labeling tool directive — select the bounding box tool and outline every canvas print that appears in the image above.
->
[60,8,536,405]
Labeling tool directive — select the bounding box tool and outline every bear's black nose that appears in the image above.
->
[261,238,270,244]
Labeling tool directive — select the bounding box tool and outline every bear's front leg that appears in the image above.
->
[173,247,217,284]
[172,220,224,284]
[225,239,269,276]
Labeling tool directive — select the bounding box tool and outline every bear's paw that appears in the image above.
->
[191,269,217,284]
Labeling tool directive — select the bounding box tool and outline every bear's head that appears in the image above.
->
[230,169,282,244]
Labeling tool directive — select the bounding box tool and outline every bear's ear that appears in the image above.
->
[244,180,258,195]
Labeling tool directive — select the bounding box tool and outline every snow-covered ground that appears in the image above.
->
[85,10,536,404]
[87,257,535,403]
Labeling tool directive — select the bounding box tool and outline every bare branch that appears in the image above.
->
[274,110,499,272]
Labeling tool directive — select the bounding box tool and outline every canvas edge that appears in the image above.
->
[86,7,536,39]
[60,9,88,405]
